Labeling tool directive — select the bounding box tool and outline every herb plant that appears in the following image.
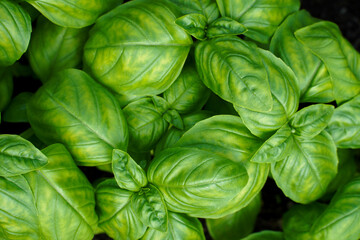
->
[0,0,359,239]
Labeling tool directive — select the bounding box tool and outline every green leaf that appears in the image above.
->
[25,143,98,239]
[27,69,128,166]
[95,179,147,240]
[216,0,300,44]
[131,184,168,232]
[234,48,299,138]
[242,231,284,240]
[283,203,327,240]
[148,115,269,218]
[83,0,192,97]
[270,10,334,103]
[0,0,31,66]
[28,16,89,83]
[290,104,334,138]
[0,68,13,112]
[271,131,338,203]
[206,194,261,239]
[206,17,247,38]
[25,0,121,28]
[163,64,210,115]
[326,95,360,148]
[163,109,184,130]
[112,149,147,192]
[0,134,48,177]
[195,36,273,112]
[310,177,360,240]
[250,124,294,163]
[295,21,360,104]
[3,92,33,123]
[175,13,207,40]
[123,97,168,152]
[141,211,205,240]
[20,128,47,150]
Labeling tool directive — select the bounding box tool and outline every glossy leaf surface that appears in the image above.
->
[206,17,247,38]
[27,69,128,166]
[141,211,205,240]
[295,21,360,104]
[3,92,33,123]
[0,0,31,66]
[195,37,273,112]
[25,0,121,28]
[112,149,147,192]
[0,134,47,177]
[216,0,300,44]
[326,95,360,148]
[84,0,192,97]
[271,131,338,203]
[175,13,207,40]
[95,179,147,240]
[28,16,89,82]
[242,231,284,240]
[131,184,168,232]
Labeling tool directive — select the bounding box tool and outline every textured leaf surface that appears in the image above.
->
[216,0,300,44]
[141,211,205,240]
[270,10,334,103]
[0,0,31,66]
[195,37,273,112]
[27,69,128,166]
[290,104,334,138]
[175,13,207,40]
[206,194,261,239]
[95,179,146,240]
[250,124,294,163]
[84,0,192,97]
[295,21,360,104]
[164,64,210,114]
[271,131,338,203]
[123,97,168,152]
[112,149,147,192]
[149,115,269,218]
[28,16,89,82]
[311,177,360,240]
[326,95,360,148]
[0,134,47,177]
[234,48,299,138]
[206,17,247,38]
[25,0,121,28]
[131,184,168,232]
[3,92,33,123]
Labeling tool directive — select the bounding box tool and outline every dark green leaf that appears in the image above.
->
[3,92,33,123]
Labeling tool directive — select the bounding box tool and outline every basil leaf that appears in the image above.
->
[95,179,147,240]
[27,69,128,166]
[290,104,334,138]
[28,16,89,83]
[216,0,300,44]
[84,0,192,97]
[326,95,360,148]
[112,149,147,192]
[175,13,207,40]
[206,194,261,239]
[0,0,31,66]
[25,0,121,28]
[270,10,334,103]
[141,211,205,240]
[0,68,13,112]
[0,134,48,177]
[242,231,284,240]
[295,21,360,104]
[206,17,247,38]
[131,184,168,232]
[195,36,273,112]
[271,131,338,203]
[3,92,33,123]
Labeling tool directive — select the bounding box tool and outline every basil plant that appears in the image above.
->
[1,0,360,239]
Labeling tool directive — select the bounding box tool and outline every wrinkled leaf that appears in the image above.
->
[175,13,207,40]
[0,134,47,177]
[112,149,147,192]
[326,95,360,148]
[3,92,33,123]
[28,16,89,82]
[0,0,31,66]
[131,184,168,232]
[206,17,247,38]
[27,69,128,166]
[95,179,147,240]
